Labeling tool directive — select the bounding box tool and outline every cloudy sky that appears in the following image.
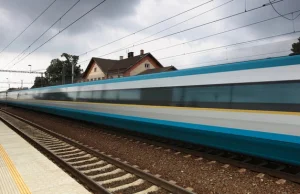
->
[0,0,300,90]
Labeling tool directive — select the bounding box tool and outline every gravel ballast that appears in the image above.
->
[4,107,300,194]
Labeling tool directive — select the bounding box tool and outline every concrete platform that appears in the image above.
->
[0,121,90,194]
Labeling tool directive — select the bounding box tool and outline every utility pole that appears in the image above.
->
[6,78,10,89]
[28,64,32,73]
[72,63,74,84]
[21,80,23,89]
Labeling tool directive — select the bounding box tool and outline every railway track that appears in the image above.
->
[42,111,300,185]
[101,128,300,184]
[0,110,194,194]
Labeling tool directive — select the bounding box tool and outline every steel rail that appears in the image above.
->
[0,112,110,194]
[0,109,194,194]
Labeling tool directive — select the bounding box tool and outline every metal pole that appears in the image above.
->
[72,63,74,84]
[6,78,9,89]
[21,80,23,89]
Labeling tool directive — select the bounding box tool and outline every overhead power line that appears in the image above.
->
[151,9,300,53]
[0,69,44,74]
[130,0,233,47]
[79,0,232,63]
[269,0,300,21]
[2,0,81,69]
[9,0,107,69]
[78,0,284,64]
[175,50,291,69]
[158,31,299,60]
[78,0,214,56]
[0,0,57,56]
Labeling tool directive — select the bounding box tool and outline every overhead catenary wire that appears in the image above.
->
[79,0,233,63]
[174,50,291,69]
[10,0,107,69]
[0,0,57,56]
[131,0,233,46]
[77,0,286,65]
[151,9,300,53]
[77,0,214,56]
[2,0,81,69]
[158,31,300,60]
[269,0,300,20]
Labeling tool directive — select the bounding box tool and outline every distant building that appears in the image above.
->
[82,50,176,81]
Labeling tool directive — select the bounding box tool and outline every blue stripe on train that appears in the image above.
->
[12,55,300,92]
[5,100,300,165]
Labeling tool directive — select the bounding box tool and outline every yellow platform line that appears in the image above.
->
[0,145,31,194]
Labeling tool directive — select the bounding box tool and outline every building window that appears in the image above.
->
[94,68,97,72]
[98,78,101,80]
[145,63,150,68]
[102,77,105,80]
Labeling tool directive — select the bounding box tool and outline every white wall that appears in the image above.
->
[130,60,156,76]
[86,62,105,80]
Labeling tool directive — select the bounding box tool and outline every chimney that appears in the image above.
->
[128,52,134,58]
[120,56,123,60]
[140,49,144,55]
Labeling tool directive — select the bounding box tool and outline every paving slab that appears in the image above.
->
[0,121,90,194]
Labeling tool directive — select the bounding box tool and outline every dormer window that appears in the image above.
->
[145,63,150,68]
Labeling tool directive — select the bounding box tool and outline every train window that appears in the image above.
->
[92,90,103,102]
[103,90,118,101]
[171,87,184,106]
[77,91,92,101]
[67,92,77,101]
[41,93,54,100]
[33,92,40,100]
[119,89,141,101]
[232,82,300,104]
[184,85,231,104]
[141,87,172,105]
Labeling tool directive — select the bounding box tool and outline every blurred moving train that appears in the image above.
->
[1,55,300,165]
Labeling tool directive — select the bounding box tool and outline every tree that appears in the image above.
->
[32,53,82,88]
[31,76,48,88]
[290,37,300,56]
[46,53,81,85]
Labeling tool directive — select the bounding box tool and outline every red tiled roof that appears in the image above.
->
[82,53,163,78]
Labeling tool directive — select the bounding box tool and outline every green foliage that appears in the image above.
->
[290,38,300,56]
[31,76,48,88]
[32,53,82,88]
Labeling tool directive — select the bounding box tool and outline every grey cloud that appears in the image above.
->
[0,0,300,71]
[0,0,141,53]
